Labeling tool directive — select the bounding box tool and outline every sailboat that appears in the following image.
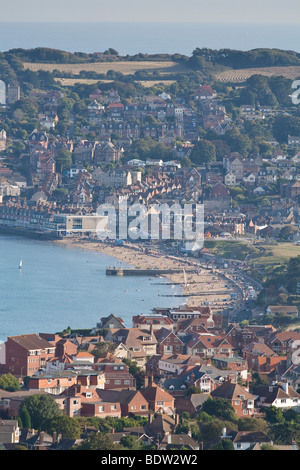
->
[19,260,22,270]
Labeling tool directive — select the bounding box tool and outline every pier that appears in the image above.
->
[106,267,195,276]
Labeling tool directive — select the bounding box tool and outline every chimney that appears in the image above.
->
[144,375,149,388]
[40,431,44,445]
[222,427,227,438]
[282,380,289,394]
[148,413,153,424]
[52,431,57,444]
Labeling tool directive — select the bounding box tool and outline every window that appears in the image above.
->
[111,405,117,410]
[114,380,121,385]
[99,406,104,412]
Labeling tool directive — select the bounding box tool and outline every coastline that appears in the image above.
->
[53,238,236,310]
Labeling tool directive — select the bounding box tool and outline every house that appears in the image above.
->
[224,171,237,187]
[210,181,230,198]
[225,324,258,350]
[267,331,300,355]
[152,354,203,378]
[186,333,234,358]
[154,328,184,355]
[174,393,211,416]
[141,380,175,415]
[194,85,217,101]
[242,342,283,373]
[230,430,272,450]
[253,381,300,410]
[266,305,299,318]
[159,433,200,450]
[96,389,149,417]
[2,334,56,377]
[223,154,244,181]
[243,172,256,186]
[97,314,125,330]
[105,328,158,368]
[0,420,20,444]
[94,355,135,390]
[26,371,78,394]
[59,384,121,418]
[212,355,248,382]
[288,135,300,147]
[132,315,174,331]
[144,413,177,443]
[210,381,255,417]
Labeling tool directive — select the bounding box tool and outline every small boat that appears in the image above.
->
[19,260,23,270]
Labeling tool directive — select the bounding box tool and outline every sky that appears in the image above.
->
[1,0,300,23]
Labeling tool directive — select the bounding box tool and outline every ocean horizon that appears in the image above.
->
[0,22,300,56]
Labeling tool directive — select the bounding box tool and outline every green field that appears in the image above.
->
[204,239,300,281]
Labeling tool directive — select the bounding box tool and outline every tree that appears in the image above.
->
[0,373,21,392]
[201,398,238,422]
[45,415,81,439]
[119,435,143,450]
[19,403,31,429]
[23,394,62,430]
[210,438,234,450]
[190,139,216,164]
[55,149,73,173]
[76,432,123,450]
[265,405,285,424]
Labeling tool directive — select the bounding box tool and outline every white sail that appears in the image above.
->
[19,260,22,269]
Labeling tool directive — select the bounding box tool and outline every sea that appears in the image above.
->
[0,22,299,55]
[0,234,183,342]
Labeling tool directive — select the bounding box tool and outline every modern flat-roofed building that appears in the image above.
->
[52,213,108,237]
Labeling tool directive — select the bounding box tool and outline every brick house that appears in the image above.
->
[225,324,258,350]
[242,341,279,371]
[96,389,149,417]
[94,355,135,390]
[132,315,174,331]
[210,381,255,418]
[186,333,234,358]
[267,331,300,356]
[58,384,121,418]
[141,381,175,414]
[154,328,183,355]
[3,334,56,377]
[26,370,105,395]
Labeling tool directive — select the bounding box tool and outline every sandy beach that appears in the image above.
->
[54,238,240,312]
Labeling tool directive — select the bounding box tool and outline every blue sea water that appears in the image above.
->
[0,22,299,55]
[0,235,182,342]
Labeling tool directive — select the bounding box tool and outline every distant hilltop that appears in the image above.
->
[2,47,300,70]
